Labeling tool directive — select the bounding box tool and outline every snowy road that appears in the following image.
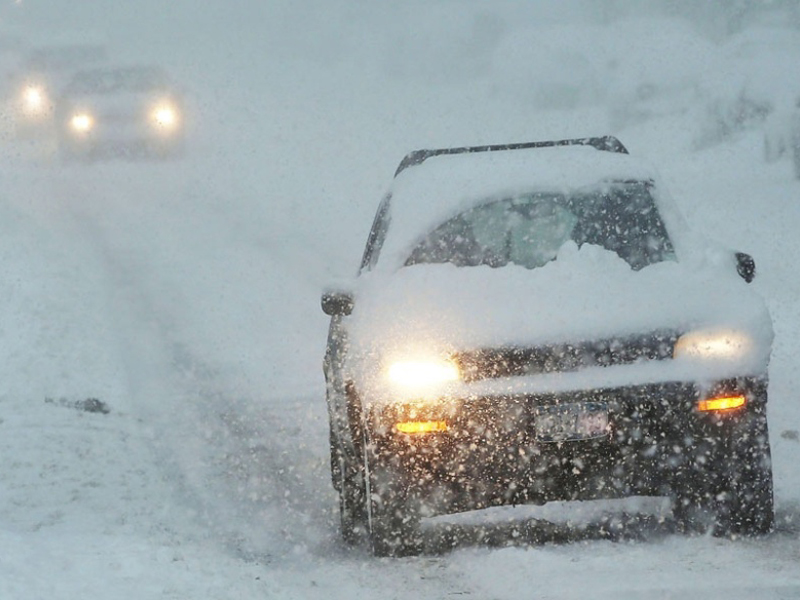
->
[2,3,800,598]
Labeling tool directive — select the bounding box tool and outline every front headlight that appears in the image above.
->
[673,329,753,360]
[151,103,179,129]
[70,113,94,133]
[387,358,460,389]
[22,85,46,113]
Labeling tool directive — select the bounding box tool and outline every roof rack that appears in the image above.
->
[394,135,628,177]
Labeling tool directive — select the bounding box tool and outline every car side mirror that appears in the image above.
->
[321,290,354,316]
[735,252,756,283]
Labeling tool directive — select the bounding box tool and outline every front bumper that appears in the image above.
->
[59,131,184,158]
[58,114,184,158]
[365,377,768,516]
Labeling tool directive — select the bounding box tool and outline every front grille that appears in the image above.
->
[383,382,701,507]
[454,330,679,382]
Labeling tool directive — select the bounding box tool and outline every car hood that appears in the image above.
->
[347,242,772,387]
[60,91,173,117]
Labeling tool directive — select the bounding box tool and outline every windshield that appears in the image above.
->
[405,181,675,271]
[65,67,169,95]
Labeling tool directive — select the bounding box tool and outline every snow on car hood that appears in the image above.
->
[347,241,772,394]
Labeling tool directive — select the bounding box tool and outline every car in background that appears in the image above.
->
[55,65,185,161]
[321,137,774,556]
[8,43,107,140]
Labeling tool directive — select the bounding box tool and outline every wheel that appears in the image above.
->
[673,407,774,537]
[338,453,367,545]
[364,438,421,557]
[715,410,774,536]
[329,427,342,492]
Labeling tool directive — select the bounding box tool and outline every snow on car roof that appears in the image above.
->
[376,143,664,271]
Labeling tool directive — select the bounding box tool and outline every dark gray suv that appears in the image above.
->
[322,137,774,556]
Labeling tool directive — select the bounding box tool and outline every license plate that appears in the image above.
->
[534,402,609,443]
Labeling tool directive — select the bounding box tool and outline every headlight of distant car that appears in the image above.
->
[21,85,47,114]
[673,329,753,360]
[70,112,94,133]
[387,358,460,389]
[151,102,179,129]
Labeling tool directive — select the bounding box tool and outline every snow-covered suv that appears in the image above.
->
[322,137,774,556]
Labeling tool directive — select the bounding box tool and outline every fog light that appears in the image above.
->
[396,420,448,434]
[697,395,746,412]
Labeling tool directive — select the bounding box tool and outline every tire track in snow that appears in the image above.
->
[39,166,486,600]
[40,166,351,561]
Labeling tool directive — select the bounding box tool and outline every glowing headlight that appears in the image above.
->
[387,359,460,388]
[70,113,94,132]
[152,104,178,128]
[673,329,752,360]
[22,85,45,112]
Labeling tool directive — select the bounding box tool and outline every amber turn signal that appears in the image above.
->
[396,420,448,434]
[697,395,746,412]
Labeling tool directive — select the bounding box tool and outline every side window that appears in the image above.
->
[359,194,391,273]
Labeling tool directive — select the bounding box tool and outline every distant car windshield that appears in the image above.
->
[405,181,675,271]
[66,68,169,95]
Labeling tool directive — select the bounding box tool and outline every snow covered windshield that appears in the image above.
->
[64,66,170,95]
[405,181,675,271]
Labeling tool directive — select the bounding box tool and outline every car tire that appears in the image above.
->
[715,411,774,536]
[673,407,774,537]
[364,438,421,557]
[338,453,367,545]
